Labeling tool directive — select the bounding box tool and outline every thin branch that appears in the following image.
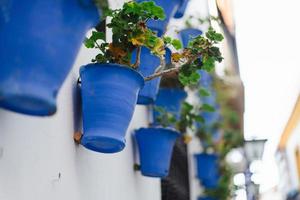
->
[144,66,180,81]
[132,46,141,69]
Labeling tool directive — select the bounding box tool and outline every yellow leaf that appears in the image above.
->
[130,35,145,46]
[171,52,183,62]
[153,38,165,56]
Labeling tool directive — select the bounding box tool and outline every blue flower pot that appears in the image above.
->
[0,0,99,116]
[135,127,180,177]
[135,48,172,105]
[174,0,189,18]
[80,64,144,153]
[180,28,203,47]
[195,153,219,188]
[154,88,187,121]
[132,48,161,105]
[137,0,184,36]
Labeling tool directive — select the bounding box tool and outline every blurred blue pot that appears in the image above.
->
[195,153,219,188]
[0,0,99,116]
[137,0,184,36]
[154,88,187,121]
[80,64,144,153]
[136,48,172,105]
[135,127,180,177]
[174,0,189,18]
[180,28,203,47]
[132,48,160,105]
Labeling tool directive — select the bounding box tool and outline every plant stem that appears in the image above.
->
[144,66,180,81]
[132,46,141,69]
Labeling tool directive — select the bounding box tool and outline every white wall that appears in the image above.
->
[0,41,162,200]
[0,0,214,199]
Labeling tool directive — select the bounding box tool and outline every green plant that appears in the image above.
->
[154,100,215,139]
[196,76,244,200]
[84,1,224,86]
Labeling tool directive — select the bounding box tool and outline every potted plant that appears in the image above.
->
[0,0,103,116]
[80,1,224,153]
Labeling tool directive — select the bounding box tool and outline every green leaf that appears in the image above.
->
[90,31,105,41]
[195,115,205,123]
[84,38,95,48]
[163,36,172,44]
[202,56,215,72]
[171,39,182,50]
[202,103,215,112]
[199,88,210,97]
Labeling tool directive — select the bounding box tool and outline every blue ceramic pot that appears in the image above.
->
[0,0,99,116]
[137,0,183,36]
[195,153,219,188]
[154,88,187,121]
[174,0,189,18]
[135,127,180,177]
[180,28,203,47]
[80,64,144,153]
[133,48,161,105]
[135,48,172,105]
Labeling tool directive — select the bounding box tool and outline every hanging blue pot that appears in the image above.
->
[180,28,203,47]
[133,48,160,105]
[0,0,99,116]
[137,0,183,36]
[135,127,180,177]
[154,88,187,121]
[195,153,219,188]
[80,64,144,153]
[174,0,189,18]
[135,48,172,105]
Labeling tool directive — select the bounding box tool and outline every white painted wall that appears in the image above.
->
[0,1,215,200]
[0,40,162,200]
